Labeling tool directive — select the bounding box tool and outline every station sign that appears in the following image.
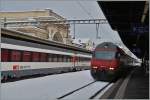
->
[132,23,148,34]
[131,48,141,58]
[132,48,141,53]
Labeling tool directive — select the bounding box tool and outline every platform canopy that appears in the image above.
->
[98,1,149,60]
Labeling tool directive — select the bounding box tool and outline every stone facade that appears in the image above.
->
[0,9,64,20]
[0,9,72,44]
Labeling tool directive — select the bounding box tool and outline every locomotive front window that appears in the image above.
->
[94,51,116,60]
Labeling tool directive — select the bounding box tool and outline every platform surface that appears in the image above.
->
[123,66,149,99]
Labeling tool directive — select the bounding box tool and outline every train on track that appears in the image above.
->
[1,28,92,81]
[90,42,135,81]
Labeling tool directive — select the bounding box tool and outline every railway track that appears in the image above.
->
[57,81,113,99]
[57,81,96,99]
[89,82,113,99]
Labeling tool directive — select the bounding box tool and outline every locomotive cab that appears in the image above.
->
[90,42,122,81]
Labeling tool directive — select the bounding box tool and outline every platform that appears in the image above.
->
[123,66,149,99]
[100,66,149,99]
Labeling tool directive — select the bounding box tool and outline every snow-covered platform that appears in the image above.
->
[1,70,109,100]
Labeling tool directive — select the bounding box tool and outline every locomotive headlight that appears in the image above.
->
[109,67,114,70]
[93,66,98,69]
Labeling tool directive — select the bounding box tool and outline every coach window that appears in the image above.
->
[69,56,72,62]
[65,56,67,62]
[85,58,87,61]
[53,54,57,62]
[1,49,9,62]
[57,55,59,62]
[11,50,21,62]
[84,58,86,61]
[57,55,60,62]
[48,54,52,62]
[64,56,66,62]
[66,56,68,62]
[65,56,68,62]
[81,57,84,62]
[67,56,69,62]
[23,51,31,62]
[61,55,64,62]
[86,58,88,61]
[63,56,67,62]
[52,54,55,62]
[60,55,63,62]
[60,55,62,62]
[85,58,88,61]
[78,57,80,62]
[67,56,70,62]
[32,52,39,62]
[79,57,82,62]
[40,53,47,62]
[59,55,62,62]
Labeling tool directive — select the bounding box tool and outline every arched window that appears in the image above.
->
[53,32,63,43]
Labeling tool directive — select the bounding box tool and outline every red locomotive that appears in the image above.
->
[91,42,131,81]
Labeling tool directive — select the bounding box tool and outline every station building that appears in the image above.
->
[0,9,72,44]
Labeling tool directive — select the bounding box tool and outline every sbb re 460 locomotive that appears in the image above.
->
[91,42,133,81]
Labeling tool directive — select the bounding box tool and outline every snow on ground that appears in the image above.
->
[1,70,97,100]
[62,82,108,99]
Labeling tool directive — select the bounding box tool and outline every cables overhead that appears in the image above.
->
[75,1,104,40]
[76,1,94,19]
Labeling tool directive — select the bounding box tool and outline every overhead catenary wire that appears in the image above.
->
[74,1,94,39]
[76,1,104,40]
[104,24,117,43]
[76,1,94,19]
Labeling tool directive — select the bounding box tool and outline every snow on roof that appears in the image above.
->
[72,38,91,44]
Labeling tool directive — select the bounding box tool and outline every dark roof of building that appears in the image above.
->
[98,1,149,59]
[1,28,92,54]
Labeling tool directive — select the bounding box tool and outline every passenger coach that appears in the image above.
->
[1,28,92,81]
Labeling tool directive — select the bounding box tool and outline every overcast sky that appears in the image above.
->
[0,0,123,45]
